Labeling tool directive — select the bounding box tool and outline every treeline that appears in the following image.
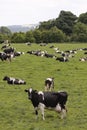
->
[0,10,87,43]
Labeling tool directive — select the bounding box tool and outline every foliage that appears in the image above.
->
[33,29,42,43]
[71,22,87,42]
[55,10,77,35]
[78,12,87,24]
[25,31,35,43]
[48,26,66,43]
[39,19,55,30]
[39,10,77,35]
[11,32,25,43]
[0,34,9,43]
[0,26,12,36]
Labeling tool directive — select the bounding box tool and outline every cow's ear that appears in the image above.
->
[25,89,28,92]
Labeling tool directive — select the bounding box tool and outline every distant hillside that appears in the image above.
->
[7,24,39,33]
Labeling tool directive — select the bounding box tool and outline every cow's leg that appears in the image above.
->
[45,84,49,91]
[34,107,38,119]
[45,86,47,91]
[39,103,45,120]
[60,109,67,119]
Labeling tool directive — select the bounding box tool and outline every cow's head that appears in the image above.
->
[3,76,9,81]
[25,88,37,100]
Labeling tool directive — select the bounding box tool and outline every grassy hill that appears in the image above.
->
[0,43,87,130]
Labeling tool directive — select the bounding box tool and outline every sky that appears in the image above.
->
[0,0,87,26]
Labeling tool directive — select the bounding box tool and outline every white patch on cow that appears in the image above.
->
[61,109,66,119]
[18,79,24,84]
[10,77,15,83]
[46,78,52,81]
[29,88,33,93]
[80,58,85,61]
[39,103,45,120]
[38,91,44,100]
[55,103,61,112]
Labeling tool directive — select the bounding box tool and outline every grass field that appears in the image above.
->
[0,43,87,130]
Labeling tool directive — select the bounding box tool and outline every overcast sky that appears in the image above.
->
[0,0,87,26]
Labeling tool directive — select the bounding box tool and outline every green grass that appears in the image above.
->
[0,43,87,130]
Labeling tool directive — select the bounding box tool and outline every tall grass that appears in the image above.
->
[0,43,87,130]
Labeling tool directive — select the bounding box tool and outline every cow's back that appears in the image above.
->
[42,92,60,107]
[42,91,68,108]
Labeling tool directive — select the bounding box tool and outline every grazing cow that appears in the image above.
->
[44,53,56,58]
[25,88,68,120]
[14,51,24,57]
[3,76,26,85]
[3,47,14,54]
[79,57,87,62]
[0,52,11,61]
[1,43,10,50]
[56,57,69,62]
[45,77,54,91]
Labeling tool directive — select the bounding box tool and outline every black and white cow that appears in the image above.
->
[0,52,11,61]
[1,43,10,50]
[45,77,54,91]
[25,88,68,120]
[3,47,15,54]
[79,57,87,62]
[3,76,26,85]
[56,57,69,62]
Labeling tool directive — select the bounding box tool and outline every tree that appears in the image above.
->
[0,34,8,43]
[0,26,12,36]
[41,26,66,43]
[11,32,25,43]
[78,12,87,24]
[71,22,87,42]
[41,30,50,43]
[33,29,41,43]
[25,31,35,43]
[48,26,66,43]
[55,10,77,35]
[39,19,55,30]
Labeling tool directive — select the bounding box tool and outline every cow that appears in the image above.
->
[25,88,68,120]
[79,57,87,62]
[1,43,10,50]
[26,42,31,46]
[44,53,56,58]
[14,51,25,57]
[56,57,69,62]
[45,77,54,91]
[3,47,15,54]
[0,52,11,61]
[3,76,26,85]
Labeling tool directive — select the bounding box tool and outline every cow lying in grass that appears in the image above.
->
[3,76,26,85]
[25,88,68,120]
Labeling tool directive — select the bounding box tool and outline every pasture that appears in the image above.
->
[0,43,87,130]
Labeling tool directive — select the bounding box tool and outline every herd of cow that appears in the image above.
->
[0,42,87,62]
[1,42,87,120]
[26,44,87,62]
[0,43,24,62]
